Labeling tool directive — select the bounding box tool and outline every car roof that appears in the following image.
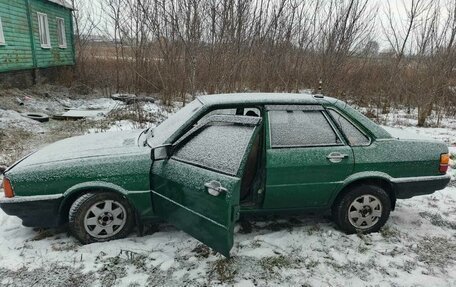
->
[197,92,392,140]
[197,92,337,106]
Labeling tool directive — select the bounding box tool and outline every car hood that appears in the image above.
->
[10,130,146,169]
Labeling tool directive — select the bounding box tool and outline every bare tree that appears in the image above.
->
[71,0,456,127]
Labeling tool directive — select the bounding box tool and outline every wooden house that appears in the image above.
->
[0,0,75,85]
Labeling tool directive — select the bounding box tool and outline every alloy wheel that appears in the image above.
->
[83,199,127,239]
[347,194,383,229]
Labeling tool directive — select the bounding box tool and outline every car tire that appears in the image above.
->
[111,94,135,103]
[332,184,391,234]
[21,112,50,123]
[69,192,135,244]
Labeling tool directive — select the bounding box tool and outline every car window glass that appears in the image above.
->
[174,123,256,175]
[148,100,202,147]
[329,110,370,145]
[197,108,261,125]
[269,110,340,147]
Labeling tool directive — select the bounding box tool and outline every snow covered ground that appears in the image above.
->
[0,187,455,286]
[0,93,456,286]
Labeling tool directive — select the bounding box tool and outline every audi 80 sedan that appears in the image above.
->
[0,93,451,256]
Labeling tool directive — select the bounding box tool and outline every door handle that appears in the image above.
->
[326,152,349,163]
[204,180,228,196]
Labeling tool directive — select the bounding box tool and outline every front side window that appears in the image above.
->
[56,17,67,48]
[173,123,256,175]
[37,13,51,48]
[329,109,370,146]
[0,17,5,45]
[197,107,261,125]
[269,110,341,147]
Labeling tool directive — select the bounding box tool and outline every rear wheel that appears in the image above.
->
[332,184,391,234]
[69,192,134,244]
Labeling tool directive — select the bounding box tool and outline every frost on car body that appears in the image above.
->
[0,93,450,257]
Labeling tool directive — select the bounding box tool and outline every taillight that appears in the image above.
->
[2,177,15,198]
[439,153,450,174]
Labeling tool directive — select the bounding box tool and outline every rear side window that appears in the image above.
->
[328,110,370,146]
[174,123,256,175]
[268,110,341,147]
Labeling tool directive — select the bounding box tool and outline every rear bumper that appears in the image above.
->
[392,174,451,199]
[0,194,63,228]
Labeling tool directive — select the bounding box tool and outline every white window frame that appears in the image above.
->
[37,12,51,49]
[0,17,5,45]
[56,17,67,48]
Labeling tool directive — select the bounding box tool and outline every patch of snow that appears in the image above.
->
[87,120,149,134]
[72,98,122,111]
[0,187,455,285]
[0,109,46,133]
[60,109,110,119]
[19,96,122,116]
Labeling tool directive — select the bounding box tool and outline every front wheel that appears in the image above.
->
[69,192,135,244]
[332,184,391,234]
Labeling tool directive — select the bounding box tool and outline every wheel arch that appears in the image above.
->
[332,173,396,211]
[59,182,131,224]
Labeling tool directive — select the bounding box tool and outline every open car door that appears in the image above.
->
[150,115,262,257]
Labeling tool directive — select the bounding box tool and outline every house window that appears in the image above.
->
[56,17,67,48]
[0,17,5,45]
[37,13,51,48]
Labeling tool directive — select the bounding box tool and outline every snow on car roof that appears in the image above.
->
[197,93,336,106]
[198,93,392,139]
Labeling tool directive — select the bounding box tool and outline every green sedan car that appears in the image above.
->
[0,93,451,256]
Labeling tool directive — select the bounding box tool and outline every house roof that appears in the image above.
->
[46,0,73,9]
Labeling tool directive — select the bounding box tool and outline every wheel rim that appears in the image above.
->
[348,194,383,229]
[83,199,127,239]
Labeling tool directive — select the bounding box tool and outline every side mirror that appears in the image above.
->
[151,144,171,161]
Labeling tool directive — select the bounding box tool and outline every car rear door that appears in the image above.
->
[150,115,262,257]
[263,105,354,209]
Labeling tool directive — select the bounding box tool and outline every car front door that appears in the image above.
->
[150,115,262,257]
[263,105,354,209]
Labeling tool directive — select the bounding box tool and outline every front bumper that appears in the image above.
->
[392,174,451,199]
[0,194,63,227]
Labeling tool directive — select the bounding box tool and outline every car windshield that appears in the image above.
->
[147,99,203,147]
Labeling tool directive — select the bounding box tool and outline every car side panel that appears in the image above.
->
[264,146,354,208]
[151,159,241,257]
[351,139,446,177]
[7,150,154,220]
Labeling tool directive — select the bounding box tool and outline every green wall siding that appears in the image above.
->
[0,0,74,73]
[0,0,34,72]
[30,0,74,68]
